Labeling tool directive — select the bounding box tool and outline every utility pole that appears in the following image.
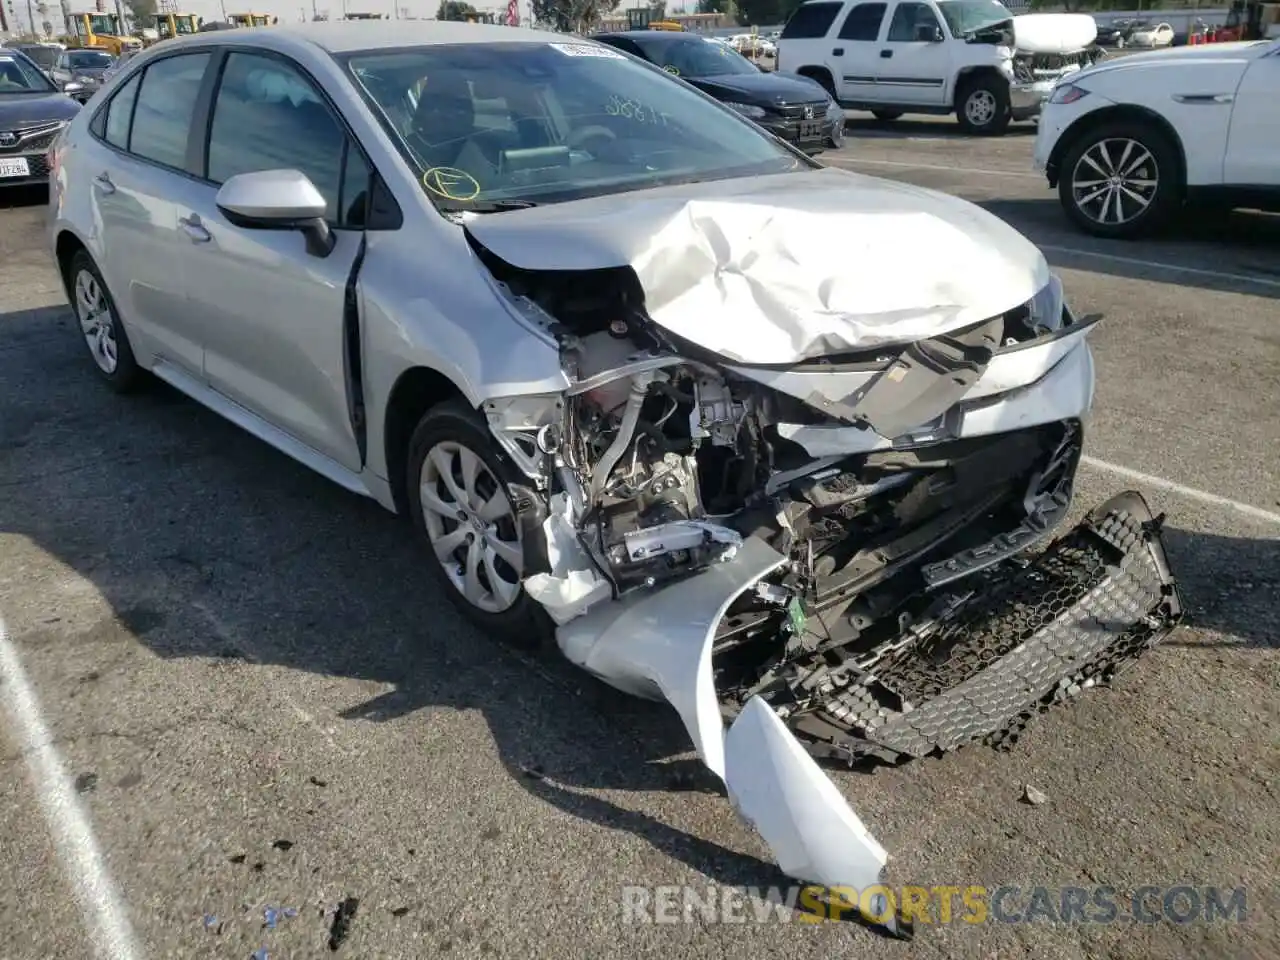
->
[113,0,127,34]
[25,0,35,35]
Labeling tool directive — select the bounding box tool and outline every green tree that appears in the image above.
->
[437,0,479,20]
[125,0,157,30]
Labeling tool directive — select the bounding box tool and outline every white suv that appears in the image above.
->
[777,0,1099,134]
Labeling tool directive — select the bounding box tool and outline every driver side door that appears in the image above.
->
[876,1,951,106]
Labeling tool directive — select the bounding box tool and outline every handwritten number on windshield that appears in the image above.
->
[604,95,669,127]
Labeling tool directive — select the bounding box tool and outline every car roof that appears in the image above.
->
[187,20,573,54]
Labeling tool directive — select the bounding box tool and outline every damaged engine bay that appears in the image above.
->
[466,248,1183,925]
[480,258,1183,766]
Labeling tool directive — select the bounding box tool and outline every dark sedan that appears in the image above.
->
[593,31,843,154]
[49,48,115,104]
[0,48,81,187]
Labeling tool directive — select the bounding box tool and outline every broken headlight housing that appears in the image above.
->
[1027,273,1067,335]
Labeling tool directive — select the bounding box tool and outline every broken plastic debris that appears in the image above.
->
[252,949,270,960]
[74,772,98,794]
[271,839,294,851]
[1022,783,1049,806]
[263,906,299,929]
[202,914,218,931]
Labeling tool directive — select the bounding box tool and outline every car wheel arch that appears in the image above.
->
[1048,105,1187,192]
[795,66,836,98]
[384,365,471,516]
[55,229,91,300]
[954,65,1008,101]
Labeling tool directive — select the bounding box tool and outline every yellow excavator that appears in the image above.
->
[227,12,278,27]
[148,12,204,45]
[65,12,144,56]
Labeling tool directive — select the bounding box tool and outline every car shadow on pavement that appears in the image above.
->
[1160,526,1280,651]
[0,184,49,211]
[0,305,1274,908]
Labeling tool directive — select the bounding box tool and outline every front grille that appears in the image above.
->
[0,123,64,156]
[777,101,828,121]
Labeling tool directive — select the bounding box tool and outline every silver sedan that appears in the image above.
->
[47,20,1180,927]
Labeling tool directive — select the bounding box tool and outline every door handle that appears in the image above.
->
[880,49,893,58]
[93,173,116,195]
[832,47,844,56]
[178,215,211,243]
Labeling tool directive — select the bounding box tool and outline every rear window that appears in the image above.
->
[781,2,843,38]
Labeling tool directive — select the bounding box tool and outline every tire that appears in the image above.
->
[1057,120,1181,239]
[871,110,903,122]
[65,249,144,393]
[405,399,552,651]
[955,76,1011,136]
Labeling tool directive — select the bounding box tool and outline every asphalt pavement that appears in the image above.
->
[1,117,1277,960]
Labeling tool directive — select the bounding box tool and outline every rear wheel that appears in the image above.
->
[65,250,143,393]
[955,76,1011,135]
[405,400,550,651]
[1058,121,1181,239]
[871,110,903,121]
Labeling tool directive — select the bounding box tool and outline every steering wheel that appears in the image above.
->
[566,124,618,153]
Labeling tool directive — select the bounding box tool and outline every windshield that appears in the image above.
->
[936,0,1013,36]
[343,41,807,214]
[69,50,113,69]
[0,52,56,93]
[631,36,760,77]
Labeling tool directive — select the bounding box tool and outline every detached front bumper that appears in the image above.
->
[554,486,1181,930]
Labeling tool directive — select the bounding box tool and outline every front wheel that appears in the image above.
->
[405,400,551,651]
[1057,121,1181,239]
[955,77,1011,136]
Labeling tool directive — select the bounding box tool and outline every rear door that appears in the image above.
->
[1223,48,1280,187]
[832,2,889,103]
[84,50,213,377]
[173,48,373,471]
[876,1,950,105]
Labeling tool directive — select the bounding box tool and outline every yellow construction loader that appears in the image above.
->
[65,12,144,56]
[148,12,203,45]
[226,12,278,27]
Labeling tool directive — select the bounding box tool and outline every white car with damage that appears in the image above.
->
[1034,37,1280,237]
[776,0,1105,134]
[47,20,1182,931]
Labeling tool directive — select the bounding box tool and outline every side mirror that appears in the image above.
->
[62,80,83,93]
[915,24,945,42]
[215,169,335,258]
[757,61,769,72]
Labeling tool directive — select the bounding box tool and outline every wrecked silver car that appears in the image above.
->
[49,22,1182,930]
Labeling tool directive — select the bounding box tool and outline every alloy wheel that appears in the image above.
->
[964,89,997,127]
[1070,137,1159,227]
[74,268,118,374]
[418,440,524,614]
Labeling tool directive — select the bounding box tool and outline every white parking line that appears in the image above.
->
[1041,246,1280,291]
[1081,456,1280,526]
[0,615,142,960]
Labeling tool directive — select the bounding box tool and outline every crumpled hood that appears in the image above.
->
[466,166,1049,364]
[1012,13,1098,54]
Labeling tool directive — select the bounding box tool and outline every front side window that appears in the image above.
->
[887,2,943,41]
[206,52,354,224]
[838,3,888,41]
[0,51,57,93]
[129,53,210,170]
[343,41,807,214]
